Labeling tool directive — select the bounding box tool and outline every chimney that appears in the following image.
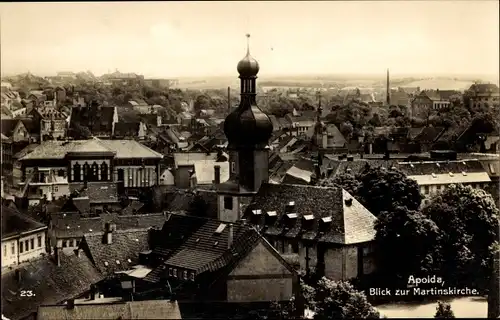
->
[214,165,221,184]
[104,223,115,244]
[15,269,22,283]
[90,284,96,300]
[67,299,75,309]
[386,69,391,105]
[314,164,321,179]
[227,86,231,112]
[227,223,234,249]
[345,198,353,206]
[55,246,61,266]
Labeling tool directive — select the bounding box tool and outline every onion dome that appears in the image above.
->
[237,34,260,77]
[224,34,273,149]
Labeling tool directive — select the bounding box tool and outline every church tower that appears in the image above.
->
[312,91,327,149]
[386,69,391,106]
[217,34,274,222]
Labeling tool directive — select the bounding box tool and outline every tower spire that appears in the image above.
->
[386,68,391,106]
[246,33,251,55]
[316,90,322,122]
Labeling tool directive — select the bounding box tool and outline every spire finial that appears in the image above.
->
[246,33,251,55]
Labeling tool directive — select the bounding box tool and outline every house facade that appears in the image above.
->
[465,83,500,108]
[29,107,67,141]
[18,138,163,204]
[411,90,452,118]
[2,205,48,269]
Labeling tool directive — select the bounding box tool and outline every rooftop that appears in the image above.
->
[2,205,47,240]
[20,138,163,160]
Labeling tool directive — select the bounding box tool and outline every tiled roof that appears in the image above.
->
[414,127,445,143]
[81,228,151,276]
[37,300,182,320]
[1,118,39,137]
[145,214,285,283]
[35,107,66,120]
[69,182,119,204]
[468,83,500,94]
[1,251,104,320]
[2,205,47,240]
[165,189,218,217]
[397,159,486,176]
[243,183,377,244]
[20,139,162,160]
[408,172,491,185]
[51,213,168,238]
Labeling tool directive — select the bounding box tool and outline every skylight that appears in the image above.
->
[214,223,226,234]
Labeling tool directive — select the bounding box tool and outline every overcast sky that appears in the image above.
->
[1,1,498,78]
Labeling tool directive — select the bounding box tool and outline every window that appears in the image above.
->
[230,162,236,173]
[91,162,99,181]
[3,245,6,257]
[190,272,195,281]
[19,242,24,253]
[224,196,233,210]
[100,162,108,181]
[25,240,29,251]
[436,185,442,191]
[73,163,81,182]
[69,240,74,247]
[58,169,65,177]
[76,240,80,246]
[62,240,67,248]
[183,271,188,280]
[11,243,15,255]
[168,268,173,276]
[173,269,177,278]
[423,186,430,194]
[37,235,42,247]
[292,242,299,254]
[30,238,34,250]
[83,163,90,181]
[54,186,58,192]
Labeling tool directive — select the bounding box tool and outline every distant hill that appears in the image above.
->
[402,79,475,91]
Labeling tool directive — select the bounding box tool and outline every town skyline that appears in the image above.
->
[1,1,499,79]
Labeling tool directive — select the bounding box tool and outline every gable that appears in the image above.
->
[229,240,292,276]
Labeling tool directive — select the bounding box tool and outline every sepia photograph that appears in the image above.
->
[0,1,499,319]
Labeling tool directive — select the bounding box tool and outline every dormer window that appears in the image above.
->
[265,211,278,226]
[252,209,262,216]
[302,215,315,231]
[286,213,298,219]
[319,216,333,232]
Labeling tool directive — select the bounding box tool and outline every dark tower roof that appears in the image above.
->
[224,34,273,149]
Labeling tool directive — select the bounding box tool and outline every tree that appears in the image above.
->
[193,94,212,113]
[339,122,354,140]
[311,278,380,319]
[357,166,422,217]
[71,123,92,139]
[434,301,455,318]
[422,184,499,290]
[375,206,441,286]
[320,173,361,197]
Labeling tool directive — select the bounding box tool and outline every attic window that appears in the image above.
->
[214,223,226,234]
[267,211,277,217]
[321,216,333,223]
[116,260,120,265]
[214,241,219,247]
[303,214,315,221]
[449,172,454,177]
[286,213,298,219]
[252,209,262,216]
[431,173,437,178]
[104,261,109,266]
[462,171,467,176]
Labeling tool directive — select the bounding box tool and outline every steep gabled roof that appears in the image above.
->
[2,205,47,240]
[243,183,376,245]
